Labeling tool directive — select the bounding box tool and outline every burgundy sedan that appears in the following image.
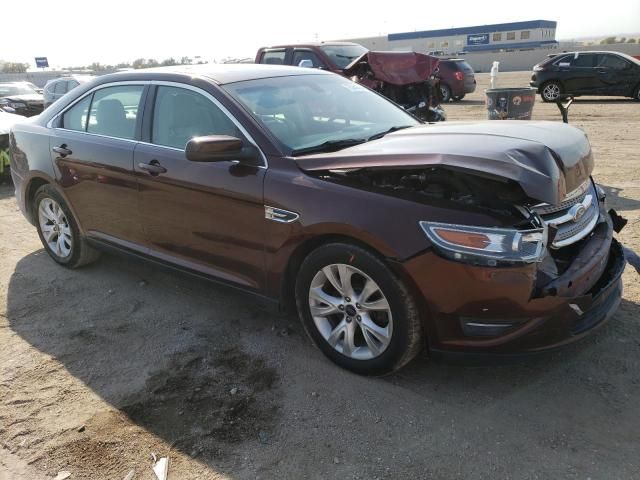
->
[9,65,625,374]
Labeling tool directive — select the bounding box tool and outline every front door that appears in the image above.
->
[596,54,637,96]
[51,84,147,245]
[135,84,266,291]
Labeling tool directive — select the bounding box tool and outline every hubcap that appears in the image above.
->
[543,83,560,100]
[308,264,393,360]
[38,198,73,258]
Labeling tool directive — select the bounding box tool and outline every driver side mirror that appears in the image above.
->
[297,59,314,68]
[185,135,260,164]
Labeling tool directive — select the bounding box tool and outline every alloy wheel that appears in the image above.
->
[308,264,393,360]
[38,198,73,258]
[543,82,561,101]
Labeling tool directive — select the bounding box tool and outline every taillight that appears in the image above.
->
[454,71,464,81]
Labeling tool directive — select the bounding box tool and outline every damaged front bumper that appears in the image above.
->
[402,207,625,355]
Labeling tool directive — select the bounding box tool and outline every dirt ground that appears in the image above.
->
[1,71,639,480]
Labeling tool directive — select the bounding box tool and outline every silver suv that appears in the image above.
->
[43,75,93,108]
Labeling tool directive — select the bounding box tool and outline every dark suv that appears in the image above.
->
[436,59,476,102]
[9,65,625,375]
[531,51,640,102]
[256,44,476,102]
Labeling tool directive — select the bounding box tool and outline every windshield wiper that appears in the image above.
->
[367,125,413,141]
[291,138,367,156]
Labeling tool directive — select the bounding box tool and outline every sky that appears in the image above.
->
[4,0,640,68]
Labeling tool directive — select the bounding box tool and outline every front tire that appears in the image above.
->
[452,94,465,101]
[295,243,423,375]
[33,185,100,268]
[633,85,640,102]
[541,81,563,102]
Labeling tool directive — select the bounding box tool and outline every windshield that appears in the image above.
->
[0,84,37,97]
[320,44,368,69]
[223,74,419,154]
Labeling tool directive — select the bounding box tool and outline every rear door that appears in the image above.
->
[50,83,147,245]
[134,83,266,290]
[596,53,636,95]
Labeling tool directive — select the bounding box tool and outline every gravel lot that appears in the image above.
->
[1,71,639,480]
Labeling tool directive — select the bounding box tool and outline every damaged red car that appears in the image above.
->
[9,65,625,375]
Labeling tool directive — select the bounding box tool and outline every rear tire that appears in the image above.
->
[633,85,640,102]
[541,80,563,102]
[33,185,100,268]
[452,94,465,101]
[440,84,452,103]
[295,242,423,375]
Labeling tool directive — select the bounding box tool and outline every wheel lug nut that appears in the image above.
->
[345,297,351,302]
[356,303,361,308]
[338,305,345,311]
[346,317,352,323]
[356,315,361,321]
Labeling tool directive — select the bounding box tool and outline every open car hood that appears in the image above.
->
[295,121,594,205]
[343,51,440,86]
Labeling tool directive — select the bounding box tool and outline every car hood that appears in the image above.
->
[295,121,594,205]
[1,94,44,103]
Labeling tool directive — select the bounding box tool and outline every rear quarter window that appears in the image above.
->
[259,50,286,65]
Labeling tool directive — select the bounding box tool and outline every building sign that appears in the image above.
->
[467,33,489,46]
[35,57,49,68]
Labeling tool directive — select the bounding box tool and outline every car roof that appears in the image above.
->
[95,63,333,85]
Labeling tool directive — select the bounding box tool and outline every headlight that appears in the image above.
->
[419,221,546,266]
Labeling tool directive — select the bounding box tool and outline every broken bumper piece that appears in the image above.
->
[402,210,625,355]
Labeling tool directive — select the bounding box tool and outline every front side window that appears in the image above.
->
[292,50,326,69]
[493,32,502,42]
[223,74,419,153]
[260,50,286,65]
[507,32,516,40]
[62,95,91,131]
[87,85,144,140]
[152,86,240,150]
[521,31,530,40]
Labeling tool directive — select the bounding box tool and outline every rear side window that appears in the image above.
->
[599,54,629,70]
[87,85,144,140]
[292,50,326,68]
[151,86,240,150]
[260,50,286,65]
[62,95,91,131]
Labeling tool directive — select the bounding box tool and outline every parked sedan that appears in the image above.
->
[531,51,640,102]
[9,65,625,374]
[0,82,45,116]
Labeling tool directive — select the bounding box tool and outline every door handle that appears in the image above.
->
[138,160,167,175]
[52,144,72,157]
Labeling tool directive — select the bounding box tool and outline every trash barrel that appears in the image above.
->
[485,87,537,120]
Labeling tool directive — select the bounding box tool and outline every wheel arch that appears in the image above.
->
[280,234,389,313]
[23,174,83,234]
